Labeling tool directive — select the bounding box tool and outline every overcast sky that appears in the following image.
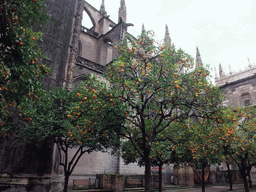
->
[84,0,256,84]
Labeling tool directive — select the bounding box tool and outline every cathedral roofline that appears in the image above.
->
[215,64,256,87]
[218,74,256,89]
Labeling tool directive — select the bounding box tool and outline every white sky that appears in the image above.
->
[84,0,256,84]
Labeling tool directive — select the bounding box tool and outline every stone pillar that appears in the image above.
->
[185,166,194,187]
[152,174,164,190]
[174,165,194,187]
[65,0,84,90]
[112,175,125,192]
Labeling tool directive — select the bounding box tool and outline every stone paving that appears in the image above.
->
[70,184,256,192]
[164,184,256,192]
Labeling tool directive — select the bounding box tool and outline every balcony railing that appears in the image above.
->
[81,26,98,37]
[76,56,104,74]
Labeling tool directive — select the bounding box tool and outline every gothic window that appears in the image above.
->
[244,99,250,106]
[241,93,250,106]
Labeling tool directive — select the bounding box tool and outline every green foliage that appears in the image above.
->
[17,75,126,151]
[208,106,256,167]
[190,105,256,190]
[104,30,223,192]
[106,30,222,163]
[0,0,50,136]
[122,139,175,166]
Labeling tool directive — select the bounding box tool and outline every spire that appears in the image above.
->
[100,0,107,16]
[229,65,232,75]
[118,0,126,23]
[142,23,145,33]
[248,57,252,68]
[195,46,202,69]
[164,25,171,48]
[219,63,223,78]
[214,67,217,78]
[141,23,145,38]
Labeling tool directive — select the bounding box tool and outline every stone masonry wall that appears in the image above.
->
[71,149,119,176]
[220,76,256,107]
[79,33,98,63]
[119,158,145,175]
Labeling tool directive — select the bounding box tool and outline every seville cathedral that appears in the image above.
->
[0,0,256,191]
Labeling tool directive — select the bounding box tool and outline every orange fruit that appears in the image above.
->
[18,42,23,46]
[32,37,35,40]
[31,61,34,65]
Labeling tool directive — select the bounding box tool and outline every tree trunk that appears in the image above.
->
[240,166,249,192]
[248,168,252,188]
[202,162,206,192]
[159,163,162,192]
[144,156,152,192]
[226,161,233,191]
[63,172,70,192]
[242,174,249,192]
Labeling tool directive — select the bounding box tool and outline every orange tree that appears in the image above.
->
[18,76,126,192]
[104,30,222,192]
[209,106,256,192]
[0,0,50,139]
[178,115,225,192]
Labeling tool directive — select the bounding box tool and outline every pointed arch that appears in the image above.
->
[82,7,96,30]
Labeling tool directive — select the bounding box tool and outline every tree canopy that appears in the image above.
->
[18,75,126,192]
[0,0,50,138]
[104,30,223,192]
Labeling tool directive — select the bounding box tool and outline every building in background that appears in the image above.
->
[215,59,256,107]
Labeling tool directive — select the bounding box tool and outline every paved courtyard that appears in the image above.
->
[70,184,256,192]
[164,184,256,192]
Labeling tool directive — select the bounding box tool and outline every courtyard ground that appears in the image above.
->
[70,183,256,192]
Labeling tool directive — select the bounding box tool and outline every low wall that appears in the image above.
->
[215,170,240,184]
[0,174,63,192]
[97,174,125,192]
